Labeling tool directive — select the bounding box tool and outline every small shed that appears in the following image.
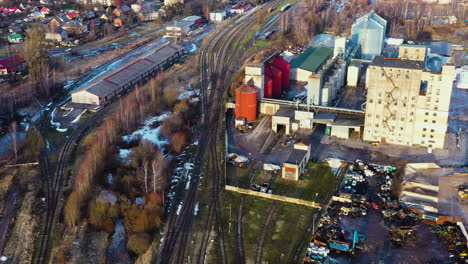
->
[282,143,311,181]
[330,118,363,139]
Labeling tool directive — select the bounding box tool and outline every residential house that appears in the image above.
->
[114,17,123,27]
[40,6,50,15]
[45,27,68,42]
[230,2,251,14]
[49,17,87,35]
[29,11,45,18]
[66,11,80,20]
[0,55,24,75]
[113,5,131,17]
[164,0,183,6]
[7,33,24,44]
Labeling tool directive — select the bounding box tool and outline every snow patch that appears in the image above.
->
[325,158,343,169]
[71,109,87,123]
[1,256,8,262]
[107,173,113,185]
[189,43,198,53]
[63,108,74,117]
[50,108,68,133]
[119,148,132,160]
[194,202,199,216]
[176,203,182,215]
[135,197,143,205]
[122,113,171,148]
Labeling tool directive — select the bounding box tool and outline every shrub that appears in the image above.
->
[127,233,152,255]
[64,191,82,227]
[88,200,119,233]
[170,130,189,153]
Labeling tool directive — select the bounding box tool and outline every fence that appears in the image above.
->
[225,185,322,208]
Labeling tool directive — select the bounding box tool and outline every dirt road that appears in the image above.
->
[0,188,18,257]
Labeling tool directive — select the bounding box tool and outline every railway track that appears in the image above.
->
[34,92,125,264]
[255,201,280,264]
[153,0,295,262]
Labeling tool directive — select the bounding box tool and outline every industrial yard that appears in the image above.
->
[0,0,466,263]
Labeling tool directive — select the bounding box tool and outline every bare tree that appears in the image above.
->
[138,159,150,194]
[8,121,18,162]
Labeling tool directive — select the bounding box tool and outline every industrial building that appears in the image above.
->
[71,43,184,105]
[346,60,361,87]
[282,143,311,181]
[209,10,227,22]
[290,46,346,106]
[165,16,202,38]
[351,11,387,60]
[363,56,455,149]
[290,46,333,82]
[399,44,427,61]
[243,54,290,100]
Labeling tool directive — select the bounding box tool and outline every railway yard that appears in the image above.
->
[0,0,467,263]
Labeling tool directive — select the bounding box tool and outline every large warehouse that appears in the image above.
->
[71,43,184,105]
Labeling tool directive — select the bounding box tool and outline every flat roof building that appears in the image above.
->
[363,55,455,149]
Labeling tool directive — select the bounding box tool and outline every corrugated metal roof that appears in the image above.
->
[76,43,184,99]
[106,59,153,85]
[371,56,424,70]
[290,46,332,73]
[143,44,182,65]
[86,81,117,98]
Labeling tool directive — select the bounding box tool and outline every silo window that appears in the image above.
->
[419,81,428,95]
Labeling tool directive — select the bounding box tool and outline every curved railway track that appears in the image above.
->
[35,92,132,263]
[255,201,280,264]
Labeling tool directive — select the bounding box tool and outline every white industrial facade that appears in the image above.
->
[351,11,387,60]
[346,60,361,87]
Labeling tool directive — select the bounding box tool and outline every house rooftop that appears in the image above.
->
[290,46,333,73]
[371,56,425,70]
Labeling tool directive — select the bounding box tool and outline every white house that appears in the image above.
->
[210,10,227,22]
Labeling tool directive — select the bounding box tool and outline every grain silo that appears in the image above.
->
[235,84,258,121]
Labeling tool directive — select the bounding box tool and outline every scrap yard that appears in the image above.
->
[304,160,468,263]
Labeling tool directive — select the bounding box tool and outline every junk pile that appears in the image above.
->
[431,223,468,262]
[227,153,249,167]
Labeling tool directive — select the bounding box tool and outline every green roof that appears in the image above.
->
[9,34,24,39]
[400,44,427,48]
[290,46,333,72]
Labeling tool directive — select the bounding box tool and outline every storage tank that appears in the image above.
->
[270,66,282,98]
[264,76,273,98]
[235,84,258,121]
[271,56,290,90]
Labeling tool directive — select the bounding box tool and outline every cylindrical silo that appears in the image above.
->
[235,84,258,121]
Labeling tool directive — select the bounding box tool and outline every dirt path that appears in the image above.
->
[0,188,18,256]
